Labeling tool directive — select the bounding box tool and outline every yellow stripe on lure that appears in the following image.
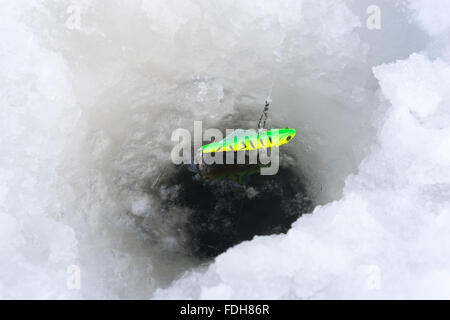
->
[202,128,296,154]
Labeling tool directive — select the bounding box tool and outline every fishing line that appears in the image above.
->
[258,81,274,130]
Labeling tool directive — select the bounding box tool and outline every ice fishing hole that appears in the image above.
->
[143,151,314,260]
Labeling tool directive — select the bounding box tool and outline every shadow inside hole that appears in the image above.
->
[144,150,314,259]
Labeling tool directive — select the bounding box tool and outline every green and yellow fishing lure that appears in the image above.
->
[202,128,296,154]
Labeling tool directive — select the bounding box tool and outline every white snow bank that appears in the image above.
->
[0,1,81,299]
[155,53,450,299]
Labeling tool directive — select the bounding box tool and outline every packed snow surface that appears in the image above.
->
[0,0,449,299]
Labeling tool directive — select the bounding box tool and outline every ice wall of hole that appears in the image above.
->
[59,74,363,291]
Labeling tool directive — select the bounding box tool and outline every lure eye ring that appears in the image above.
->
[286,135,292,142]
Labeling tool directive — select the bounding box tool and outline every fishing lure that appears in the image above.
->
[202,128,296,154]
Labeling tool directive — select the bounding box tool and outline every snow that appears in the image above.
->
[1,0,450,299]
[408,0,450,35]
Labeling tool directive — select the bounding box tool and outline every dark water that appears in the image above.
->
[145,153,313,259]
